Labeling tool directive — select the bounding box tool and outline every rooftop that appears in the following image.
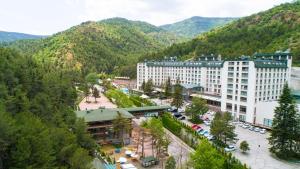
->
[143,51,291,69]
[76,108,134,123]
[123,105,171,112]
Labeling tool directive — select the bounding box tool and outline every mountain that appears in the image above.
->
[0,31,45,42]
[160,16,236,38]
[4,18,184,77]
[146,1,300,66]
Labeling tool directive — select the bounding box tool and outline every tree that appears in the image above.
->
[240,141,250,153]
[210,112,237,145]
[164,77,172,97]
[83,82,90,102]
[112,112,132,145]
[141,81,146,91]
[85,72,98,87]
[223,112,237,144]
[144,79,153,95]
[191,139,224,169]
[92,87,100,103]
[210,112,225,141]
[171,83,183,110]
[144,118,170,157]
[165,156,176,169]
[185,97,208,123]
[269,83,300,159]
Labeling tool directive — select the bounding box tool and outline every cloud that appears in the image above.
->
[0,0,293,34]
[77,0,292,25]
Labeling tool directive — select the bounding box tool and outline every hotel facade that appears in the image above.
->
[137,51,292,128]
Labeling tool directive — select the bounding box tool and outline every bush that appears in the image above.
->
[161,114,181,136]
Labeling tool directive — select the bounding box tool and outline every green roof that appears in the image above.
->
[123,105,171,112]
[76,108,134,123]
[254,60,288,68]
[146,61,224,68]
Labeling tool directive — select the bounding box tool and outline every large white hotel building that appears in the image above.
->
[137,51,292,128]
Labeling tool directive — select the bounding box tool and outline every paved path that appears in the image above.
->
[233,126,300,169]
[79,92,117,110]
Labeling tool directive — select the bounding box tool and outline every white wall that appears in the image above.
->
[255,101,278,127]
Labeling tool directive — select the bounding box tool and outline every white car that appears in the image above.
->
[254,127,261,132]
[206,135,215,140]
[204,121,211,126]
[224,145,236,152]
[260,128,266,134]
[242,124,250,129]
[238,122,244,127]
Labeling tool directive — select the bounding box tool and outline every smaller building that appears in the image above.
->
[76,108,134,144]
[76,105,170,144]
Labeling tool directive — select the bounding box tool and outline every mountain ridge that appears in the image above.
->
[144,1,300,66]
[160,16,237,38]
[0,30,46,42]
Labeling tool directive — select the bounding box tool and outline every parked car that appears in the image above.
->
[197,128,203,132]
[192,124,200,129]
[206,135,215,140]
[199,130,209,135]
[254,127,261,132]
[224,145,236,152]
[249,126,254,131]
[192,125,201,130]
[173,113,182,118]
[260,129,266,134]
[238,122,244,127]
[204,132,211,138]
[242,124,250,129]
[204,121,211,126]
[177,116,186,120]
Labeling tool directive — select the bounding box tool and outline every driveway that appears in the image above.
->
[197,120,299,169]
[233,126,299,169]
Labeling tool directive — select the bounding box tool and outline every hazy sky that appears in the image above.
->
[0,0,293,35]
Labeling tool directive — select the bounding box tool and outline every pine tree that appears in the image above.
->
[171,82,183,110]
[83,82,90,102]
[144,79,153,95]
[92,87,100,103]
[164,77,172,98]
[112,112,132,145]
[269,83,300,159]
[141,81,146,91]
[240,141,250,153]
[185,97,208,123]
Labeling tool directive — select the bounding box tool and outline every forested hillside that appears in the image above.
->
[3,18,183,78]
[160,16,236,38]
[0,31,45,42]
[144,1,300,66]
[0,47,96,169]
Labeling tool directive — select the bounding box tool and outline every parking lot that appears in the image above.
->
[152,98,299,169]
[198,119,299,169]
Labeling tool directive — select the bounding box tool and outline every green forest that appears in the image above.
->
[2,18,184,78]
[0,47,96,169]
[142,1,300,66]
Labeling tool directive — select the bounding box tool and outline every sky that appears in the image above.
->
[0,0,293,35]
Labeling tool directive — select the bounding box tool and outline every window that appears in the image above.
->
[240,106,247,113]
[227,95,232,100]
[226,103,232,111]
[263,118,272,127]
[240,97,247,102]
[239,115,246,122]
